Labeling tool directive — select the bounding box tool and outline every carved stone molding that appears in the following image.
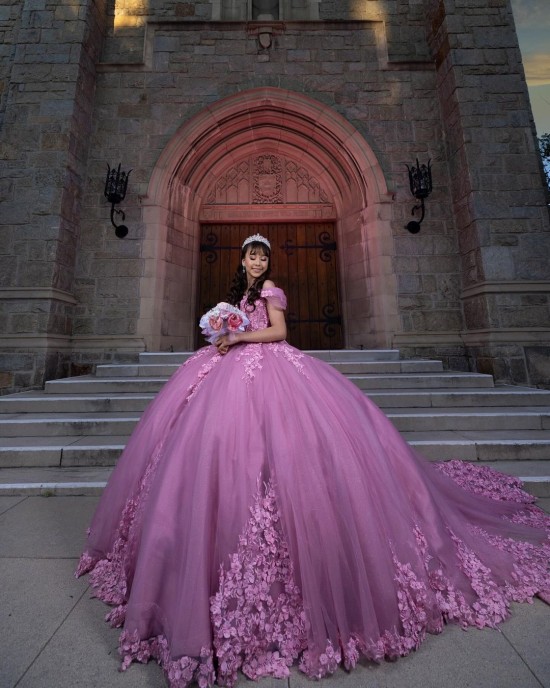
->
[200,203,336,221]
[203,154,333,209]
[253,154,283,203]
[285,160,330,203]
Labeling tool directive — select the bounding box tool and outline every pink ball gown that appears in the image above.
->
[77,287,550,687]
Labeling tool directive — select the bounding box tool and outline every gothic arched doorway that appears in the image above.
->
[139,87,397,353]
[197,149,344,349]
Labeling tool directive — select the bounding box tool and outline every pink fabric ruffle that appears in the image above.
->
[78,464,550,687]
[260,287,287,311]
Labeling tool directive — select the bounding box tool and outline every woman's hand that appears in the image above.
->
[215,332,240,355]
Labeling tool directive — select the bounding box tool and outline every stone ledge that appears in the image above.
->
[461,281,550,299]
[0,335,73,350]
[461,328,550,346]
[70,336,147,351]
[392,331,464,347]
[0,288,78,304]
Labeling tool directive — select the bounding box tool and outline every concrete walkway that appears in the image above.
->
[1,495,549,688]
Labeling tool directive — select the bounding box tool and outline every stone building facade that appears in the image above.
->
[1,0,549,394]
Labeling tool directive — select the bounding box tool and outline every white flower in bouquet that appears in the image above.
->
[199,302,250,344]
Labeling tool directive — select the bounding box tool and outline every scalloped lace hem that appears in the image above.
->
[77,463,550,687]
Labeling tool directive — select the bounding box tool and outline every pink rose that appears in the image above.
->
[209,315,223,331]
[227,313,243,331]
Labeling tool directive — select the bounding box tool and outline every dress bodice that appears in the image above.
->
[239,287,287,332]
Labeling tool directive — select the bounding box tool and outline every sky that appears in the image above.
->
[510,0,550,135]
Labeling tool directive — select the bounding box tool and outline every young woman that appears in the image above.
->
[77,234,549,688]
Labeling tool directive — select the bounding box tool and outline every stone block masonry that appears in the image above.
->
[0,0,107,393]
[77,16,463,360]
[425,0,550,385]
[1,0,549,393]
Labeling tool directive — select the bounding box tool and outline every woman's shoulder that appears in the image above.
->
[260,281,287,309]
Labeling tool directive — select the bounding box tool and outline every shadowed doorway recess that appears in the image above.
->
[198,223,343,350]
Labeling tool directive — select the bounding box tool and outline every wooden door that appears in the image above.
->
[198,223,343,350]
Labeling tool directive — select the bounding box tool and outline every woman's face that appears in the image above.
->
[242,245,269,284]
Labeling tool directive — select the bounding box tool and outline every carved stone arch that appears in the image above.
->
[140,87,397,352]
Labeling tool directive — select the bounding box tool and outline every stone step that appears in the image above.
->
[270,348,403,362]
[95,359,445,378]
[0,413,139,437]
[1,459,549,499]
[2,349,549,470]
[388,407,550,432]
[0,466,114,496]
[0,393,155,414]
[43,371,495,394]
[2,432,550,468]
[1,407,549,437]
[365,387,550,408]
[349,372,494,390]
[2,388,550,415]
[402,431,550,461]
[0,436,125,468]
[139,352,194,365]
[44,376,170,394]
[137,349,401,364]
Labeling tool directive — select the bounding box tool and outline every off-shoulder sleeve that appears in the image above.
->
[260,287,287,310]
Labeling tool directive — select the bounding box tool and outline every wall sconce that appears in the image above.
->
[104,163,132,238]
[405,158,432,234]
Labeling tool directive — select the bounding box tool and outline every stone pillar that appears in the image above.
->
[0,0,105,394]
[426,0,550,386]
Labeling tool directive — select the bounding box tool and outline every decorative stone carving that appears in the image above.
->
[206,161,250,204]
[204,154,330,206]
[285,160,330,203]
[253,154,283,203]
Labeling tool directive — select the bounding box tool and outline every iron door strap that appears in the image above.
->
[280,231,337,262]
[200,232,243,263]
[287,304,342,339]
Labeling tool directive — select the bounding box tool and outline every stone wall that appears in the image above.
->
[425,0,550,385]
[1,0,548,394]
[0,0,106,393]
[0,0,23,129]
[76,11,462,358]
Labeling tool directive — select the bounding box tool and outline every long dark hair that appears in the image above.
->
[227,241,271,310]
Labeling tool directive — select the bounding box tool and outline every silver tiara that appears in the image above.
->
[242,234,271,250]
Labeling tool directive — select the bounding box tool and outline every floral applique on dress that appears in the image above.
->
[76,285,550,688]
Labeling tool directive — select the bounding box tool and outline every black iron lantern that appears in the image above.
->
[104,163,132,238]
[405,158,432,234]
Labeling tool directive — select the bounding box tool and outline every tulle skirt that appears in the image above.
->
[77,342,550,687]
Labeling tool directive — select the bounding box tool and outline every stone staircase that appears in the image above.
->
[1,349,550,496]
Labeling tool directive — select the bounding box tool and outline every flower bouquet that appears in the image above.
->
[199,302,250,344]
